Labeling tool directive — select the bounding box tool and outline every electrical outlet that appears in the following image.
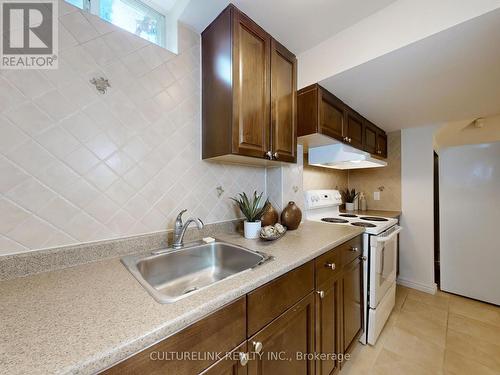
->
[374,191,381,201]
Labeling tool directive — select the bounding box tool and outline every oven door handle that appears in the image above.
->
[376,226,402,243]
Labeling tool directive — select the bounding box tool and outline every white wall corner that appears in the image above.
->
[397,277,437,295]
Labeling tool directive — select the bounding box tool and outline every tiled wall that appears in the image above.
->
[0,3,266,256]
[303,154,348,191]
[348,131,402,211]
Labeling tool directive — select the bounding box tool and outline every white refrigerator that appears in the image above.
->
[439,142,500,305]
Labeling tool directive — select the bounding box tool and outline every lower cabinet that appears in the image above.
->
[200,343,248,375]
[247,293,315,375]
[315,274,342,375]
[102,235,364,375]
[342,256,364,355]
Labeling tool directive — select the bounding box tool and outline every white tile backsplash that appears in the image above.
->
[0,4,272,256]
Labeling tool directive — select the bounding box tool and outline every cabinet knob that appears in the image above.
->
[252,341,263,354]
[317,290,325,299]
[348,137,352,143]
[360,255,367,261]
[350,247,359,252]
[265,151,272,159]
[239,352,249,366]
[273,152,279,160]
[325,262,336,271]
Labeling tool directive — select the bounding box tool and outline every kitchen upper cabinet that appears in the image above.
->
[297,83,388,158]
[376,131,388,158]
[297,84,345,142]
[247,293,315,375]
[202,4,297,164]
[345,110,364,150]
[315,275,342,375]
[232,9,270,159]
[363,121,378,155]
[270,39,297,162]
[342,256,364,355]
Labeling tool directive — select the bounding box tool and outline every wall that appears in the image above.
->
[398,125,437,293]
[303,154,348,191]
[0,3,266,256]
[434,113,500,150]
[348,131,401,211]
[298,0,500,87]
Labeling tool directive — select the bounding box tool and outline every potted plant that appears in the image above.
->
[341,188,359,211]
[231,191,269,239]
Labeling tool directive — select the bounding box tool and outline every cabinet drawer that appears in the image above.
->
[101,297,246,375]
[315,247,342,287]
[340,235,362,265]
[247,261,314,336]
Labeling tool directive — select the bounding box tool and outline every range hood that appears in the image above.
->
[308,143,387,170]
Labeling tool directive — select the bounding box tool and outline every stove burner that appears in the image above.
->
[339,214,358,218]
[360,216,389,222]
[351,222,376,228]
[321,218,349,224]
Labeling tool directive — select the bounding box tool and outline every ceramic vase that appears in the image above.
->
[281,201,302,230]
[261,203,279,226]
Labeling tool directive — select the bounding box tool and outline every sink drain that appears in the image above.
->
[183,286,199,294]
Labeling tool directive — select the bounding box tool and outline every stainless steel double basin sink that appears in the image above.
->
[121,240,272,303]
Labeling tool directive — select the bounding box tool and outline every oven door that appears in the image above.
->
[369,226,402,309]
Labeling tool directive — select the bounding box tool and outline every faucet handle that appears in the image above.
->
[175,209,187,227]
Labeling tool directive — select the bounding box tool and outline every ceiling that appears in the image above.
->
[178,0,397,54]
[320,8,500,132]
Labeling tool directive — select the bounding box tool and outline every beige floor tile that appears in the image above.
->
[406,289,450,311]
[401,298,449,326]
[448,312,500,345]
[372,348,442,375]
[446,329,500,372]
[382,326,445,370]
[449,294,500,328]
[444,349,499,375]
[395,284,410,310]
[396,309,447,348]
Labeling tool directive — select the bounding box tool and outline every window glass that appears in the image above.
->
[99,0,165,47]
[64,0,166,48]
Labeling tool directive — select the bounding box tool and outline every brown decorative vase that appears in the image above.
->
[261,203,279,226]
[281,201,302,230]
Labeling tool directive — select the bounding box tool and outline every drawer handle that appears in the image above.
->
[239,352,249,366]
[317,290,325,299]
[325,262,336,270]
[252,341,263,354]
[350,247,359,252]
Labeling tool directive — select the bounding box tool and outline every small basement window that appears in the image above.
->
[66,0,166,48]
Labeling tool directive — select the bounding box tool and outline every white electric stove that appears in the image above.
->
[304,190,402,345]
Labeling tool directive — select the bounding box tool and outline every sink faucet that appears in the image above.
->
[172,209,204,249]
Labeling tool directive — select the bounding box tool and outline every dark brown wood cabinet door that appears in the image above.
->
[200,343,248,375]
[248,293,315,375]
[345,111,364,149]
[364,121,378,155]
[342,257,363,355]
[377,131,387,158]
[319,89,345,142]
[315,275,343,375]
[271,39,297,163]
[297,84,319,137]
[232,9,271,159]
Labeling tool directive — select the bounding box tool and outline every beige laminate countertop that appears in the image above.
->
[339,209,401,218]
[0,221,363,375]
